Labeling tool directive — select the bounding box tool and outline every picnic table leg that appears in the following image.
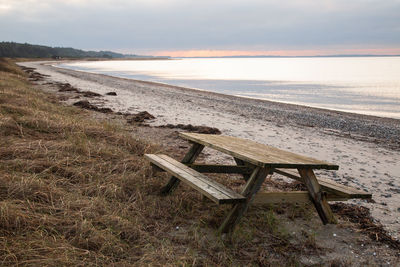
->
[160,143,204,195]
[234,157,252,181]
[218,166,271,233]
[298,168,337,224]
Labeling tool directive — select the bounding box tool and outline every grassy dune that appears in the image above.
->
[0,58,163,265]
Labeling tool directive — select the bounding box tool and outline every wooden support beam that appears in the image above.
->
[234,157,253,181]
[219,167,271,233]
[185,164,254,174]
[252,191,349,205]
[151,164,164,173]
[253,191,309,204]
[160,143,204,195]
[298,168,337,224]
[274,168,304,182]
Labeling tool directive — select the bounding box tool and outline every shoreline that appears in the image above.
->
[19,60,400,239]
[54,62,400,123]
[54,58,400,121]
[47,61,400,151]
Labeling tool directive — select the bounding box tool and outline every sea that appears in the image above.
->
[58,57,400,119]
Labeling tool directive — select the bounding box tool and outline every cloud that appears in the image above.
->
[0,0,399,53]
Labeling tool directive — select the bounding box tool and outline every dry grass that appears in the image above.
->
[0,58,354,266]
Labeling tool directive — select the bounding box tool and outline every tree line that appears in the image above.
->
[0,42,127,58]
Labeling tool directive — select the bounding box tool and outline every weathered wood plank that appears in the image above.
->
[274,169,371,199]
[160,143,204,194]
[181,133,333,168]
[145,154,245,204]
[317,177,372,198]
[159,155,245,200]
[180,133,339,170]
[252,191,350,204]
[298,168,337,224]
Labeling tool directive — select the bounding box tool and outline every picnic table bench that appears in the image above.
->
[145,133,371,233]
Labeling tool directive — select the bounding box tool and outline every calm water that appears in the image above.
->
[58,57,400,119]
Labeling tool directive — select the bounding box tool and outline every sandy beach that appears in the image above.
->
[19,60,400,240]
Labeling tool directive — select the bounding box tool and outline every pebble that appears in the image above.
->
[389,188,400,193]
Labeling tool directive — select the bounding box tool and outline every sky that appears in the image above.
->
[1,0,400,57]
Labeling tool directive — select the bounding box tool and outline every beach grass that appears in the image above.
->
[0,58,159,265]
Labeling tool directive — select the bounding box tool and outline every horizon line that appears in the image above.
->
[169,54,400,59]
[149,48,400,58]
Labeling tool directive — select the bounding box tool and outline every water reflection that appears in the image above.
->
[58,57,400,119]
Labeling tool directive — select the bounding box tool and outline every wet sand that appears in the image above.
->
[19,60,400,239]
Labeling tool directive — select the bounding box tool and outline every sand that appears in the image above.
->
[18,60,400,240]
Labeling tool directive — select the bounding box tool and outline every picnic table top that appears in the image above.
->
[180,133,339,170]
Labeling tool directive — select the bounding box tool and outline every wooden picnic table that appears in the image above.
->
[145,132,371,233]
